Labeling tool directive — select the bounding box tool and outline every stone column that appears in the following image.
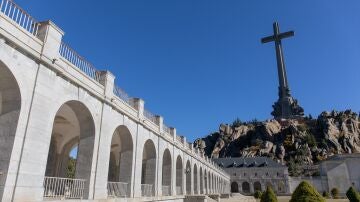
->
[155,115,163,134]
[99,71,115,99]
[131,98,144,119]
[37,20,64,63]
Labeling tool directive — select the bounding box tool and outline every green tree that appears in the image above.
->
[304,132,317,147]
[232,118,242,128]
[66,157,76,178]
[331,187,339,199]
[260,186,278,202]
[254,190,262,199]
[290,181,325,202]
[288,157,302,177]
[322,191,330,199]
[346,186,360,202]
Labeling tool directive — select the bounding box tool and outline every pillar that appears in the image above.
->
[99,71,115,98]
[37,20,64,63]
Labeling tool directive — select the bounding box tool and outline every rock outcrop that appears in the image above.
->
[194,110,360,175]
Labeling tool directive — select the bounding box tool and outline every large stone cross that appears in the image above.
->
[261,22,294,99]
[261,22,304,119]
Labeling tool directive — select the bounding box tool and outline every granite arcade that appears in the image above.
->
[0,0,230,201]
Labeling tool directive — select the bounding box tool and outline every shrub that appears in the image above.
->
[260,186,278,202]
[254,190,262,199]
[331,187,339,199]
[322,191,330,198]
[346,187,360,202]
[290,181,325,202]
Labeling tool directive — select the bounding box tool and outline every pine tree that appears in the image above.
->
[290,181,325,202]
[260,186,278,202]
[346,187,360,202]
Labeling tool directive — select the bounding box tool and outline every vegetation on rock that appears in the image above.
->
[260,186,277,202]
[290,181,325,202]
[194,110,360,176]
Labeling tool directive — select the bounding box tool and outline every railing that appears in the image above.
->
[143,109,158,125]
[163,123,171,134]
[162,185,171,196]
[59,41,101,83]
[113,85,136,109]
[43,177,86,199]
[0,0,39,37]
[107,181,129,198]
[176,186,182,195]
[141,184,153,197]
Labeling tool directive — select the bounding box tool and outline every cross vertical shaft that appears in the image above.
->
[273,22,289,98]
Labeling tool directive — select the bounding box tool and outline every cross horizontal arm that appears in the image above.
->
[261,35,275,44]
[278,31,294,39]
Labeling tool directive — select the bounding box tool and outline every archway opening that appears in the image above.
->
[0,62,21,199]
[107,125,133,197]
[242,182,250,194]
[278,181,285,193]
[141,139,156,196]
[176,156,183,195]
[162,149,171,196]
[254,181,262,192]
[231,182,239,193]
[185,161,191,195]
[44,101,95,199]
[193,164,198,194]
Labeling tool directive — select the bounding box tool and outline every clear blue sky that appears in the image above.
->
[18,0,360,142]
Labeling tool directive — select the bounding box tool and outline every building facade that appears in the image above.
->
[0,0,230,201]
[289,153,360,195]
[213,157,290,195]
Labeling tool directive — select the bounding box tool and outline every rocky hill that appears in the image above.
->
[193,110,360,176]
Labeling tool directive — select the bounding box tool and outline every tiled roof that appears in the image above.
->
[213,157,285,168]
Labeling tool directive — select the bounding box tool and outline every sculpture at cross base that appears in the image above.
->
[261,22,304,119]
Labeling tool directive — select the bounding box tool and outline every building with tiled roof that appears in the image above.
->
[213,157,290,195]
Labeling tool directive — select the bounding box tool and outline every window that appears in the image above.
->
[234,173,236,176]
[255,173,257,177]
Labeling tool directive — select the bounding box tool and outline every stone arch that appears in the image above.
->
[200,167,204,194]
[141,139,156,196]
[162,149,172,196]
[45,100,96,199]
[185,160,191,195]
[254,181,262,192]
[107,125,133,197]
[242,181,250,193]
[0,61,21,199]
[231,182,239,193]
[176,155,183,195]
[193,164,198,194]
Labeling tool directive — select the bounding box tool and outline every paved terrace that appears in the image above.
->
[0,0,230,201]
